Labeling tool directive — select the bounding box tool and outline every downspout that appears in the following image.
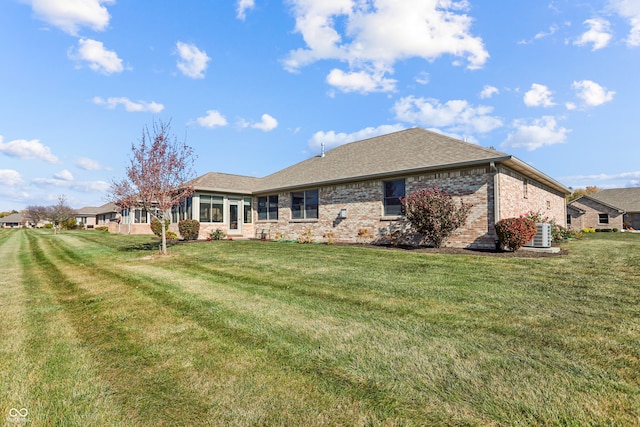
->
[490,161,500,249]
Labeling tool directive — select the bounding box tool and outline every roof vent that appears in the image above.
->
[321,142,325,158]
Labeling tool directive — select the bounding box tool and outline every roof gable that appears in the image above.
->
[568,195,625,213]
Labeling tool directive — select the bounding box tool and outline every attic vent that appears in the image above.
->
[525,223,552,248]
[321,142,325,158]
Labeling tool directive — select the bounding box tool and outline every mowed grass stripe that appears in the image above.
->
[30,230,378,425]
[9,230,126,426]
[0,231,31,417]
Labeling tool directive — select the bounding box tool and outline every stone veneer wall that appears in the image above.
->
[497,167,566,226]
[255,166,498,249]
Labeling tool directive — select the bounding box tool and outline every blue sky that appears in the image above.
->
[1,0,639,212]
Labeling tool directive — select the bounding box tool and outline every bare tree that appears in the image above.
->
[110,120,196,254]
[25,205,49,227]
[47,195,75,233]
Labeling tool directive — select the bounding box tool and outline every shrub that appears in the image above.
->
[495,217,537,251]
[61,218,77,230]
[166,230,178,240]
[297,229,314,244]
[209,228,226,240]
[356,228,373,244]
[150,218,171,237]
[178,219,200,240]
[95,226,109,232]
[323,231,335,245]
[401,185,472,248]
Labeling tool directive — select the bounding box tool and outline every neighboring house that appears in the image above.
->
[74,206,100,228]
[0,213,26,228]
[589,187,640,230]
[109,128,570,249]
[567,196,625,231]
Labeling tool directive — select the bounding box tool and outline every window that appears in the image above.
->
[243,198,252,223]
[199,195,223,223]
[598,213,609,224]
[291,189,319,219]
[134,209,148,223]
[383,179,405,216]
[523,179,529,198]
[171,197,192,223]
[567,214,571,225]
[258,195,278,221]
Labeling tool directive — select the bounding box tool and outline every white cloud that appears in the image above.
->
[523,83,555,107]
[480,85,499,99]
[77,157,109,171]
[326,68,397,93]
[415,71,430,85]
[0,136,59,164]
[309,124,405,151]
[0,170,24,186]
[93,96,164,113]
[176,42,211,79]
[32,175,110,193]
[69,38,123,75]
[54,169,74,181]
[193,110,228,128]
[562,170,640,182]
[284,0,488,94]
[608,0,640,46]
[393,96,503,134]
[502,116,570,151]
[236,0,255,20]
[25,0,113,35]
[241,114,278,132]
[574,18,612,50]
[571,80,615,107]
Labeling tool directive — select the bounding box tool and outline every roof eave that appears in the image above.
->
[255,158,505,194]
[499,156,571,195]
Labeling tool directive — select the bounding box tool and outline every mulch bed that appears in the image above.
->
[345,243,568,258]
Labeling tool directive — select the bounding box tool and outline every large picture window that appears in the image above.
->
[383,179,405,216]
[291,189,318,219]
[257,195,278,221]
[199,195,223,223]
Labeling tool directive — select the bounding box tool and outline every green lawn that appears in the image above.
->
[1,229,638,426]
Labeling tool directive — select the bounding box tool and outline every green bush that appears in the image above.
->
[150,218,171,237]
[209,228,226,240]
[178,219,200,240]
[495,217,537,251]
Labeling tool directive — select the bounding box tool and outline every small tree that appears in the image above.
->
[401,185,473,248]
[110,120,196,254]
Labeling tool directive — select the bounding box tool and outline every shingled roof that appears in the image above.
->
[591,187,640,212]
[189,128,570,195]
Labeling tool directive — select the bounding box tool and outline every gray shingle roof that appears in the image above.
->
[0,213,24,224]
[191,172,260,194]
[186,128,569,195]
[591,188,640,212]
[257,128,512,192]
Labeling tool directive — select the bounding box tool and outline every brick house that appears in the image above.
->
[588,187,640,230]
[110,128,570,248]
[567,196,625,231]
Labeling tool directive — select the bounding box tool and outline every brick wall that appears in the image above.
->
[568,198,624,230]
[497,167,566,226]
[256,166,498,249]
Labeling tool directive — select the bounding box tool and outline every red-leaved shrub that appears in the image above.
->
[495,217,537,251]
